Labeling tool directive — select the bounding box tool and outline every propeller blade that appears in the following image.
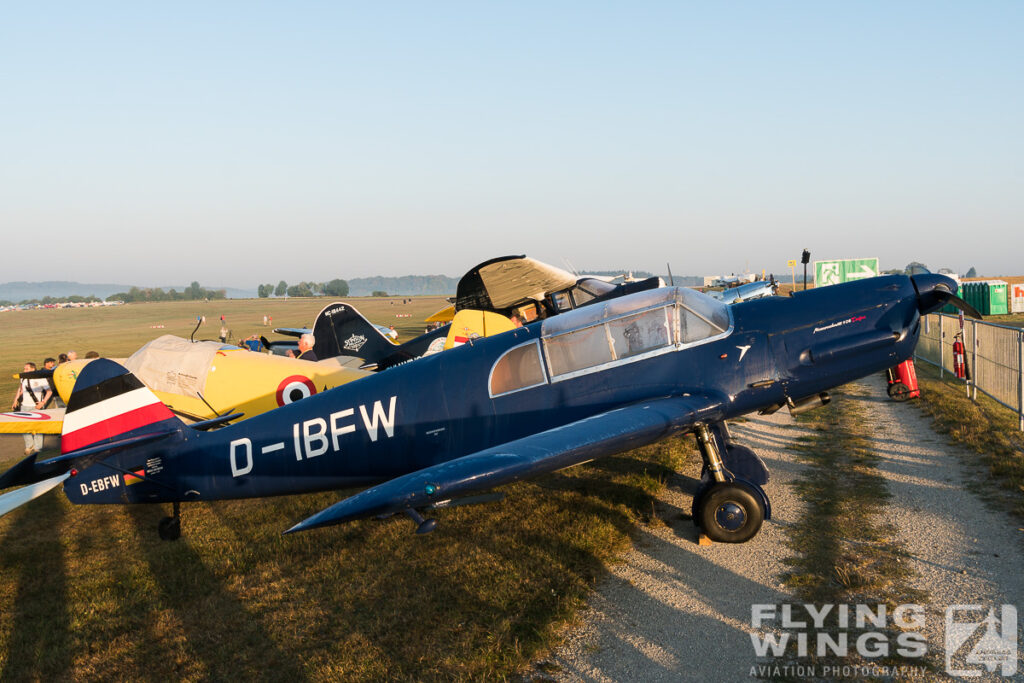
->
[933,291,983,319]
[13,369,54,380]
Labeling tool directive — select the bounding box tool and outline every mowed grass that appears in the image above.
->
[0,296,447,401]
[0,297,690,681]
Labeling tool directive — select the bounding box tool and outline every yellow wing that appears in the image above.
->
[444,310,516,350]
[0,409,64,434]
[425,304,456,323]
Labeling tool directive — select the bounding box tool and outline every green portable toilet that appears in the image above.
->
[986,280,1008,315]
[968,280,1008,315]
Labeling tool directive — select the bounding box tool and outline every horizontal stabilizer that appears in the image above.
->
[285,395,721,534]
[0,473,70,519]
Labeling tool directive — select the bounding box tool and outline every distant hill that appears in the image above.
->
[0,281,254,303]
[348,275,458,297]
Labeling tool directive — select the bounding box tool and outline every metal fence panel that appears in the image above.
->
[915,313,1023,430]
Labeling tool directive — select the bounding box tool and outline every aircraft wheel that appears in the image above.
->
[698,482,764,543]
[889,382,911,402]
[158,516,181,541]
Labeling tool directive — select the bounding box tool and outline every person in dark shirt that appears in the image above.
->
[297,333,318,361]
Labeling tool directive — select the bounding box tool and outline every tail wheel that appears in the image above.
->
[889,382,911,401]
[697,482,764,543]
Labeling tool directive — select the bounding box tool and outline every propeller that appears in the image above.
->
[911,274,982,319]
[931,289,982,320]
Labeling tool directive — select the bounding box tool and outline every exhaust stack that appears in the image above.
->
[788,392,831,416]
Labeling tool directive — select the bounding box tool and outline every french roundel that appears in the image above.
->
[276,376,317,406]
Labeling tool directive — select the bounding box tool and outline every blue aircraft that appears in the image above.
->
[0,273,979,543]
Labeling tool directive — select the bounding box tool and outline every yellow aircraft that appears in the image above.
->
[2,335,369,434]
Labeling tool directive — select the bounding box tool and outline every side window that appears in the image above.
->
[490,342,546,396]
[679,307,724,343]
[607,307,674,359]
[545,325,614,376]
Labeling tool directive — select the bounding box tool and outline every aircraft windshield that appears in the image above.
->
[569,278,617,306]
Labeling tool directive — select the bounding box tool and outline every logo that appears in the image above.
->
[748,602,1019,680]
[812,315,866,334]
[820,262,841,286]
[946,605,1017,677]
[343,334,367,352]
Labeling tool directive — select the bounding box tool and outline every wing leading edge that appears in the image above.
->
[285,395,724,534]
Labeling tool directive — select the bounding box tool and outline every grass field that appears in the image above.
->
[0,296,691,681]
[0,296,448,401]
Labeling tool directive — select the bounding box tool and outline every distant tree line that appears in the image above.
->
[257,279,348,298]
[107,281,226,303]
[1,294,104,306]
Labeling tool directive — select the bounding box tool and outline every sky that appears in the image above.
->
[2,2,1021,287]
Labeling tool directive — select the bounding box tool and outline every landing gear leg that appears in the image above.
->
[694,423,727,485]
[692,423,767,543]
[158,501,182,541]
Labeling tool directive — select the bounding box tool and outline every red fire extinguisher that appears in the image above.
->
[953,333,966,380]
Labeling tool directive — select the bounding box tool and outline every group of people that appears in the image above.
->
[11,350,97,456]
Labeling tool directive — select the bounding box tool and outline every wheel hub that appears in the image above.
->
[715,501,746,531]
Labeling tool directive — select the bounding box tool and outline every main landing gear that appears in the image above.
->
[691,422,771,543]
[158,501,182,541]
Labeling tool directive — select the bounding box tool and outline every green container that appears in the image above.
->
[962,280,1008,315]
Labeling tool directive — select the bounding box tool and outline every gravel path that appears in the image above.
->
[855,374,1024,680]
[534,410,812,681]
[535,376,1024,681]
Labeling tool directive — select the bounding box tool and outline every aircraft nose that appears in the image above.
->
[911,273,958,297]
[911,274,981,319]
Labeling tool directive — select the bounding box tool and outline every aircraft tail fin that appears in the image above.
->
[60,358,184,454]
[0,360,186,511]
[311,302,396,362]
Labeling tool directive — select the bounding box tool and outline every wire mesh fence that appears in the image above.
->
[916,313,1024,431]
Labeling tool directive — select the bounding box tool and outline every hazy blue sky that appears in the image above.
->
[2,2,1021,287]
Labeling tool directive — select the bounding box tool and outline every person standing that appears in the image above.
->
[12,362,52,455]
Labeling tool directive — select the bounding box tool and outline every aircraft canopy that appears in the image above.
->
[540,286,731,340]
[123,335,232,397]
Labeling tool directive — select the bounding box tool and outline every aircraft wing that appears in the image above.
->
[272,327,310,338]
[285,394,724,534]
[0,409,64,434]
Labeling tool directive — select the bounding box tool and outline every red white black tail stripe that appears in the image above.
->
[61,362,175,454]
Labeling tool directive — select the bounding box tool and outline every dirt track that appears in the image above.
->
[536,375,1024,681]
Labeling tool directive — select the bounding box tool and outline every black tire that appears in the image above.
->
[890,382,911,402]
[158,516,181,541]
[697,482,764,543]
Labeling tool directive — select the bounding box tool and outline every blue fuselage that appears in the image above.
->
[65,274,926,506]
